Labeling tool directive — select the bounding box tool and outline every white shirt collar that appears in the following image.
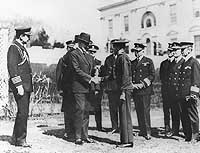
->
[138,55,143,61]
[184,54,192,62]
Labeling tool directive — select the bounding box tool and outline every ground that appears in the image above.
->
[0,108,200,153]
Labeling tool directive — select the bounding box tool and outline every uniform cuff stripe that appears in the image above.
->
[144,78,151,87]
[190,86,200,93]
[11,76,22,84]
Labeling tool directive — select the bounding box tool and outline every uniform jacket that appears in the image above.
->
[7,40,33,92]
[56,49,74,92]
[159,59,172,97]
[70,47,92,93]
[103,54,118,91]
[131,56,155,95]
[178,57,200,98]
[115,52,133,91]
[168,58,185,99]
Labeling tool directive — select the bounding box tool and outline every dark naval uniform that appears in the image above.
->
[115,52,133,145]
[103,54,119,130]
[178,56,200,141]
[168,58,184,135]
[160,58,173,130]
[131,56,155,136]
[56,48,75,136]
[7,40,33,145]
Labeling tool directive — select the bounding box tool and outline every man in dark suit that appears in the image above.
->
[103,42,119,133]
[178,42,200,142]
[159,43,175,135]
[167,42,184,137]
[114,39,134,148]
[56,39,76,139]
[131,43,155,140]
[7,27,33,147]
[70,32,99,145]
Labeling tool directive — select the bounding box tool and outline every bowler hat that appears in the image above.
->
[15,26,32,36]
[77,32,91,44]
[88,44,99,53]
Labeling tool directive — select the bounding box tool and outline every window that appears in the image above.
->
[108,19,113,37]
[170,4,177,24]
[124,16,129,32]
[194,35,200,55]
[141,11,156,28]
[146,18,152,27]
[194,9,200,18]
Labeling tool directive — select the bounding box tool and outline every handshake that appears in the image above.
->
[91,76,101,84]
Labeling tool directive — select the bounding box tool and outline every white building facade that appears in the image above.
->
[98,0,200,56]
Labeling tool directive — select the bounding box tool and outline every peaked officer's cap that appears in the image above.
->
[15,26,32,36]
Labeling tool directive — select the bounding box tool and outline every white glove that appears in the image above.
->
[120,91,126,101]
[16,85,24,96]
[91,77,101,84]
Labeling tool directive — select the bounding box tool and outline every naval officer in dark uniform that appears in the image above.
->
[178,42,200,142]
[7,27,32,147]
[87,44,106,132]
[131,43,155,140]
[113,39,134,148]
[56,39,77,139]
[167,42,185,137]
[159,43,175,135]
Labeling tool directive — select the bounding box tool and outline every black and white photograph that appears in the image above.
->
[0,0,200,152]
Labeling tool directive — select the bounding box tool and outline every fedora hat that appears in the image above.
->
[77,32,91,44]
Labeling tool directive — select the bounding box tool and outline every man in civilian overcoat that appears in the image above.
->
[7,27,32,147]
[103,41,119,133]
[131,43,155,140]
[114,39,134,148]
[70,32,99,145]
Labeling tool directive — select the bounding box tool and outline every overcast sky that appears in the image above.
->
[0,0,121,44]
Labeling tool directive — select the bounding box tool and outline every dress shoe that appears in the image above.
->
[83,138,95,143]
[117,142,133,148]
[75,139,83,145]
[15,142,31,148]
[166,131,179,137]
[144,134,151,140]
[111,129,119,134]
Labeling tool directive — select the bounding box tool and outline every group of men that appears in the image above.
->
[6,25,200,148]
[160,41,200,143]
[56,33,156,148]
